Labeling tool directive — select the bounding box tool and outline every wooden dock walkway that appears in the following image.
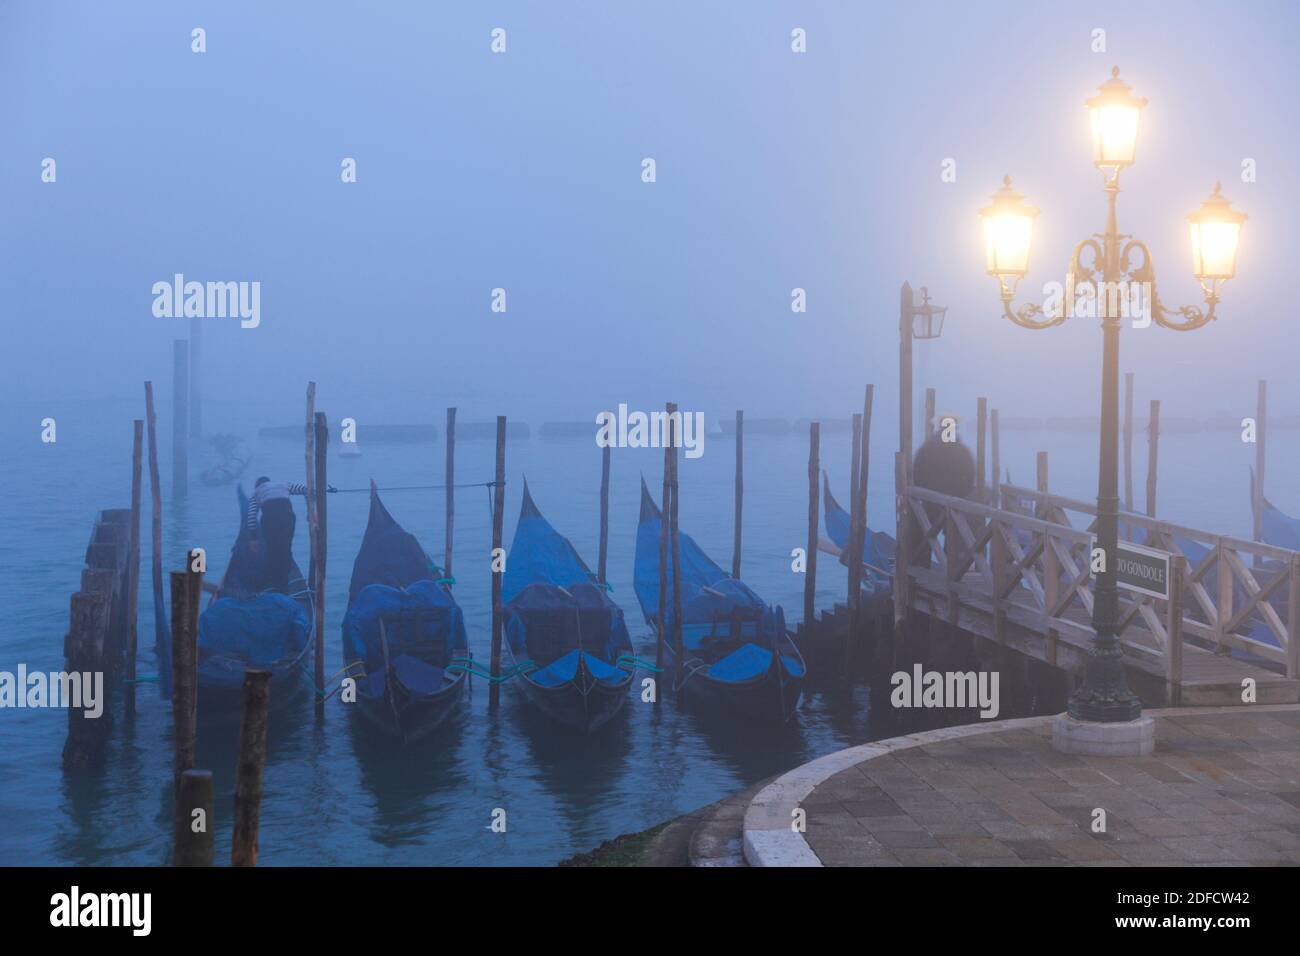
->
[893,461,1300,707]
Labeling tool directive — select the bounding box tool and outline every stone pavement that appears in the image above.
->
[800,707,1300,866]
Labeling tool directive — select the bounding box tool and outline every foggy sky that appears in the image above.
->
[2,1,1296,429]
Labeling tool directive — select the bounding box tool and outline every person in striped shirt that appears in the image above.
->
[246,477,309,593]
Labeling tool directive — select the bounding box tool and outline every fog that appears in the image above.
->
[2,0,1296,430]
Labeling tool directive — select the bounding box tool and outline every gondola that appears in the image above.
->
[633,479,804,722]
[821,471,896,596]
[197,486,315,710]
[341,483,469,742]
[501,483,636,734]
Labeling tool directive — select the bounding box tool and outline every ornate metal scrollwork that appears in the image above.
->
[1120,239,1217,331]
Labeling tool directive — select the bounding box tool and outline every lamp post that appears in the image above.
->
[899,282,948,478]
[979,68,1245,732]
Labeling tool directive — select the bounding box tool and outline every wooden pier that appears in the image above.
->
[892,464,1300,707]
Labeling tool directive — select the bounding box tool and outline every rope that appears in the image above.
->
[330,481,502,494]
[616,655,662,672]
[446,658,536,683]
[124,675,160,684]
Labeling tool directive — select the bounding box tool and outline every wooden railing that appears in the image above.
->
[892,453,1300,696]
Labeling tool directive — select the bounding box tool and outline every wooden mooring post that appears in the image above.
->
[232,669,271,867]
[303,386,322,708]
[170,560,202,859]
[1253,380,1267,546]
[732,410,743,580]
[846,413,863,632]
[990,408,1001,510]
[667,404,684,689]
[893,451,908,628]
[1146,399,1160,518]
[174,769,214,866]
[145,382,169,698]
[598,442,611,584]
[805,421,820,630]
[62,587,112,769]
[189,316,202,440]
[924,388,936,440]
[127,420,143,718]
[488,416,506,710]
[847,385,873,671]
[976,396,988,495]
[445,407,456,577]
[313,412,328,712]
[655,408,671,702]
[172,339,188,501]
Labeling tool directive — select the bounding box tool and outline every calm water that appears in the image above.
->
[0,394,1280,865]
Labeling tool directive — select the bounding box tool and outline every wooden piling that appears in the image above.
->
[976,396,988,494]
[990,408,1001,509]
[893,452,908,627]
[144,382,168,697]
[488,416,506,709]
[1036,452,1048,519]
[732,410,743,579]
[189,316,202,439]
[655,407,671,701]
[1146,399,1160,518]
[127,420,143,718]
[1123,372,1134,512]
[172,339,188,500]
[174,769,213,866]
[445,407,456,577]
[170,565,202,783]
[313,412,328,712]
[847,413,863,622]
[899,282,914,474]
[62,589,111,769]
[848,386,873,671]
[598,443,611,585]
[667,404,684,688]
[1254,380,1267,545]
[924,388,936,440]
[804,422,820,631]
[231,669,271,867]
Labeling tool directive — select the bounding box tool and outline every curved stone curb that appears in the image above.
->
[741,704,1300,867]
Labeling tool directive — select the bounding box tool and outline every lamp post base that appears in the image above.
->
[1067,642,1143,723]
[1052,713,1154,756]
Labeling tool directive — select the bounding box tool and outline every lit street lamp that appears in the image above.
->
[979,67,1245,730]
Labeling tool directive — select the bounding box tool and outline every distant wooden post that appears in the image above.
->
[303,384,321,710]
[170,560,202,855]
[1036,452,1049,519]
[174,769,213,866]
[172,340,188,500]
[847,413,863,620]
[899,282,914,475]
[655,409,671,700]
[488,416,506,709]
[145,382,168,698]
[189,316,202,439]
[990,409,1001,510]
[976,397,988,494]
[732,410,743,579]
[231,669,271,867]
[444,407,456,577]
[848,386,873,671]
[924,388,936,441]
[1123,372,1135,512]
[804,422,820,630]
[667,405,685,688]
[893,452,908,627]
[127,420,143,718]
[1254,380,1267,545]
[1146,399,1160,518]
[598,443,611,584]
[313,412,328,713]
